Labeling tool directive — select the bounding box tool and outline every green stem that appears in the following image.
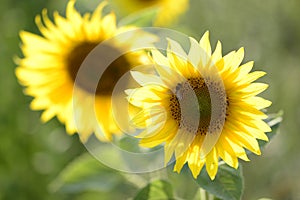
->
[198,187,216,200]
[208,193,215,200]
[199,187,207,200]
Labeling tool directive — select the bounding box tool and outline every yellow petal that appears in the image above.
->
[226,119,269,141]
[229,131,261,155]
[139,121,177,148]
[151,49,169,67]
[230,47,244,71]
[244,96,272,110]
[221,134,250,161]
[205,147,218,180]
[217,144,238,169]
[101,13,116,38]
[174,150,188,173]
[211,40,222,66]
[130,71,164,86]
[167,38,187,59]
[154,62,185,88]
[187,135,205,178]
[188,37,202,68]
[199,31,212,67]
[232,83,269,98]
[174,130,196,159]
[238,71,266,85]
[20,31,60,53]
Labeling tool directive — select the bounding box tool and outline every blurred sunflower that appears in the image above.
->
[111,0,188,26]
[126,31,272,179]
[15,0,155,142]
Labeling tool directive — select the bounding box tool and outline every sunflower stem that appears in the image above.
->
[208,193,215,200]
[199,187,207,200]
[198,188,216,200]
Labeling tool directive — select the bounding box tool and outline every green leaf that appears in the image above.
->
[134,180,174,200]
[118,136,141,153]
[259,110,283,148]
[118,7,158,27]
[196,165,244,200]
[49,153,126,193]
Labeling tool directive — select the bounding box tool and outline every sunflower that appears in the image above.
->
[111,0,188,26]
[15,0,155,142]
[126,31,272,180]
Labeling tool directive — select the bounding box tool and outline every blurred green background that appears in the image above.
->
[0,0,299,199]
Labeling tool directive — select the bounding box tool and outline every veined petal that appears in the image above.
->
[232,83,269,98]
[244,96,272,110]
[66,0,82,22]
[206,147,218,180]
[154,62,185,88]
[222,51,236,72]
[199,31,212,67]
[174,150,188,173]
[101,13,117,38]
[140,121,177,148]
[151,49,170,67]
[186,135,205,178]
[173,130,196,159]
[221,134,250,161]
[229,131,261,155]
[226,120,269,141]
[167,38,187,59]
[242,71,266,84]
[230,47,244,71]
[210,40,222,66]
[188,37,202,68]
[236,61,254,78]
[20,31,60,53]
[130,71,165,86]
[216,144,238,169]
[91,1,107,22]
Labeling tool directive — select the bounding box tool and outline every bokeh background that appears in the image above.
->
[0,0,299,199]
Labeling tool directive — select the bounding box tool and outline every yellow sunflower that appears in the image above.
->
[126,31,272,180]
[111,0,188,26]
[15,0,155,142]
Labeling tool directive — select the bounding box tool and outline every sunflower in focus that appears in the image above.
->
[126,31,272,180]
[15,0,155,142]
[111,0,188,26]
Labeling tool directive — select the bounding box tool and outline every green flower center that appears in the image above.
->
[67,42,131,96]
[169,77,227,135]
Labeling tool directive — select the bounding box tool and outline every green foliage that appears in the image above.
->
[118,135,141,153]
[49,153,138,199]
[49,153,122,193]
[134,180,174,200]
[196,165,244,200]
[118,7,158,27]
[259,111,283,148]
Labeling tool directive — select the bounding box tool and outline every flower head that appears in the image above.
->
[15,0,155,142]
[127,31,272,179]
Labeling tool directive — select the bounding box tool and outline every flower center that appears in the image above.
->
[169,77,227,135]
[67,42,131,96]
